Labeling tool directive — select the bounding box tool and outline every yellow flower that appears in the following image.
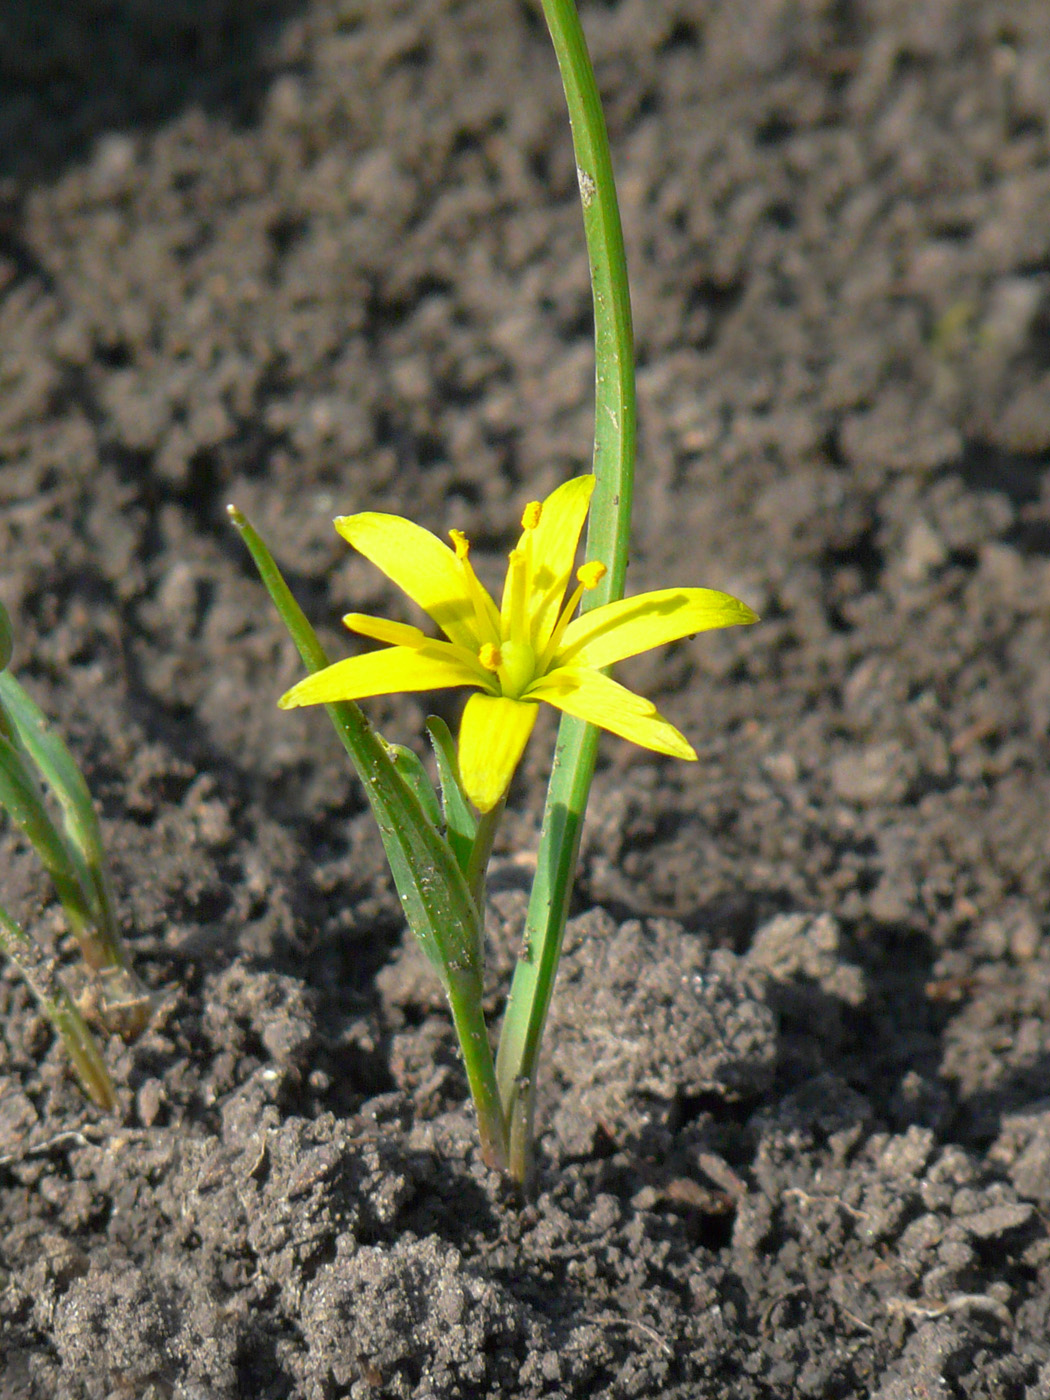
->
[279,476,757,811]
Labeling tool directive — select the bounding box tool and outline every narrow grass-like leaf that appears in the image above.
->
[0,600,12,671]
[425,716,477,877]
[495,0,636,1188]
[385,741,444,834]
[0,900,116,1111]
[0,724,99,960]
[0,673,127,972]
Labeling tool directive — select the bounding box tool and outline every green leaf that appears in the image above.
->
[0,721,97,954]
[425,716,477,877]
[495,0,637,1189]
[385,741,443,834]
[0,673,125,970]
[0,599,12,672]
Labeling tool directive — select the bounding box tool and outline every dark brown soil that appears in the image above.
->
[3,1,1050,1396]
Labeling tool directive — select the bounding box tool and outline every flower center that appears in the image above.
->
[497,639,536,697]
[478,640,536,698]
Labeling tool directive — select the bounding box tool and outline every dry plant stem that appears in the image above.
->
[495,0,636,1187]
[0,903,117,1111]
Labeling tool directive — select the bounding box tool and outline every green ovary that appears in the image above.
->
[497,640,536,698]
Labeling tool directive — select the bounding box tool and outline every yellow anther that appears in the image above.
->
[449,528,470,560]
[478,642,502,672]
[521,501,542,531]
[577,561,607,590]
[537,560,608,671]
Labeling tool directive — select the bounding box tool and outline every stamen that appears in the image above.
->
[478,642,502,672]
[515,502,543,637]
[538,558,608,671]
[450,529,499,644]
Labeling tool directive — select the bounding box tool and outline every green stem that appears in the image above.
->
[496,0,636,1185]
[0,902,116,1111]
[465,795,506,915]
[445,965,507,1172]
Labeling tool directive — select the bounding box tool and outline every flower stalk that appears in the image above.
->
[228,506,508,1170]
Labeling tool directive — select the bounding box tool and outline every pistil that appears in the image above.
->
[501,549,530,647]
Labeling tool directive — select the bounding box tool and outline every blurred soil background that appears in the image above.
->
[2,1,1050,1396]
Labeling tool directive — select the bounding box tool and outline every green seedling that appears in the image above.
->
[0,600,149,1109]
[233,0,757,1186]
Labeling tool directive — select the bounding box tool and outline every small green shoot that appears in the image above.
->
[0,902,117,1112]
[0,600,148,1108]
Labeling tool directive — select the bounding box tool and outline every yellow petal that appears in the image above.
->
[343,613,427,647]
[525,475,596,651]
[556,588,757,670]
[335,513,496,649]
[458,693,538,812]
[529,666,696,759]
[279,644,489,709]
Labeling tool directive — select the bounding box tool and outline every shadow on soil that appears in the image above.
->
[0,0,306,184]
